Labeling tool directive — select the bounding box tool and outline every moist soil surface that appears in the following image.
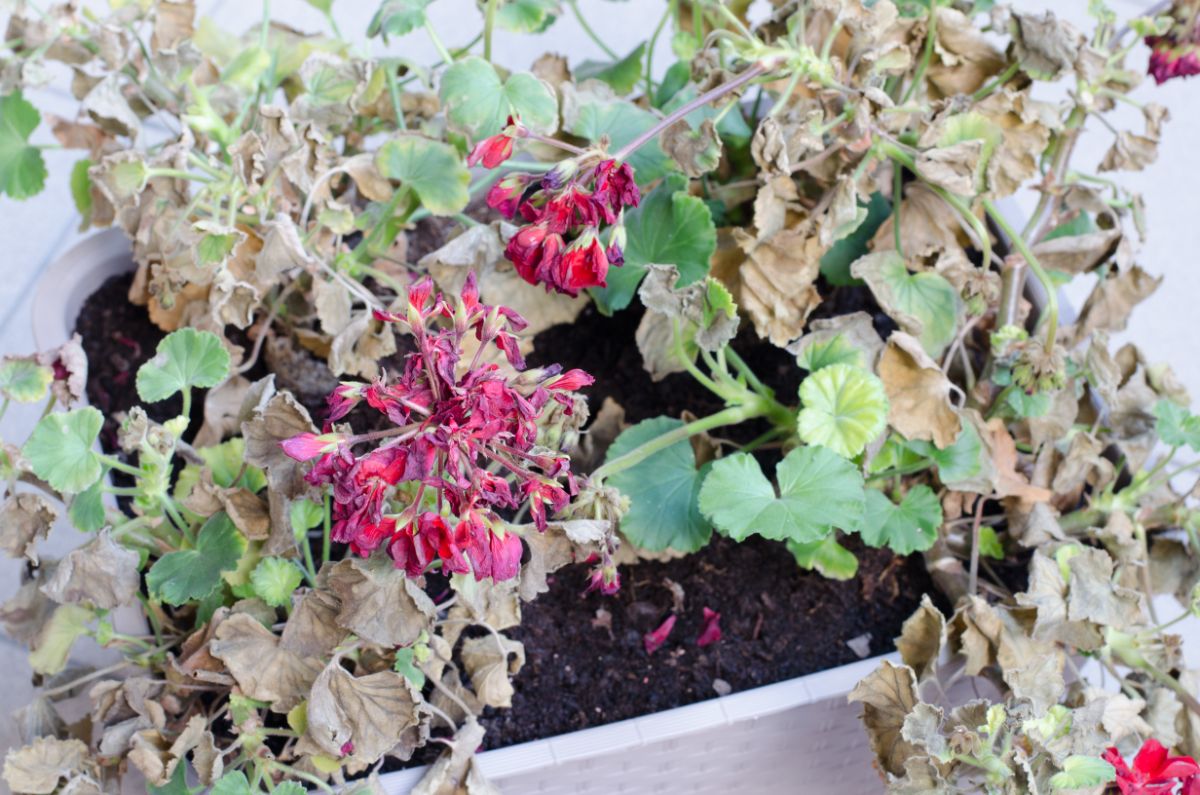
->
[76,273,940,757]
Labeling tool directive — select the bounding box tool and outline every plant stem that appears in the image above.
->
[645,2,672,99]
[385,65,406,130]
[972,61,1020,101]
[614,61,768,161]
[592,403,767,482]
[483,0,498,61]
[98,454,142,478]
[567,0,618,59]
[523,130,587,155]
[425,19,454,64]
[982,198,1058,352]
[901,1,937,104]
[892,161,904,255]
[322,493,332,564]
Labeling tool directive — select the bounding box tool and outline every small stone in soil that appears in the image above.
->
[713,679,732,697]
[846,633,873,659]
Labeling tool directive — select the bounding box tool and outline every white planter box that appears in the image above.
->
[40,231,899,795]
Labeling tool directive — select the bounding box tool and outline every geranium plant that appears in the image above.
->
[4,0,1200,792]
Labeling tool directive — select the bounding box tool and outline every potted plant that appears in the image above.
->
[2,0,1200,793]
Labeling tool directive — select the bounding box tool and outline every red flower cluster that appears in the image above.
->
[1104,738,1200,794]
[468,119,640,296]
[1147,36,1200,84]
[282,274,592,581]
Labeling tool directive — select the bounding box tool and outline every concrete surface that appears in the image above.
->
[1,0,1197,779]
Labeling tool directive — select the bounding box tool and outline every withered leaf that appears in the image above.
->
[411,717,497,795]
[303,659,428,766]
[281,588,345,659]
[878,332,961,448]
[40,530,139,610]
[209,613,322,712]
[895,595,944,682]
[847,660,920,777]
[1073,265,1161,341]
[460,635,525,709]
[1,736,93,795]
[1065,546,1145,630]
[327,555,436,647]
[0,493,57,564]
[661,118,722,178]
[732,226,823,346]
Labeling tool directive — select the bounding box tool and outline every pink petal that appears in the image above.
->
[643,614,677,655]
[697,607,722,647]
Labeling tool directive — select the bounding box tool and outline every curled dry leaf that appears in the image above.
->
[926,7,1006,97]
[460,635,526,709]
[326,555,436,648]
[209,612,322,712]
[661,117,722,178]
[878,331,962,448]
[2,736,94,795]
[732,226,823,346]
[411,717,499,795]
[40,530,139,610]
[895,594,944,682]
[1072,265,1162,342]
[301,659,429,767]
[127,714,223,787]
[280,588,345,659]
[848,660,920,777]
[0,493,57,565]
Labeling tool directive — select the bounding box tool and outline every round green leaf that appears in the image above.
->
[1155,399,1200,451]
[852,251,960,357]
[146,513,247,605]
[606,416,711,552]
[859,485,944,555]
[496,0,560,33]
[797,363,889,458]
[250,557,304,608]
[788,536,859,580]
[563,88,671,182]
[440,56,558,136]
[699,446,866,544]
[592,174,716,313]
[69,478,106,532]
[367,0,431,38]
[0,91,48,200]
[0,357,53,403]
[1049,755,1116,791]
[23,407,103,493]
[376,135,470,217]
[136,328,231,403]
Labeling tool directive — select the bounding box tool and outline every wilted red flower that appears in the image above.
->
[1147,37,1200,83]
[644,614,677,655]
[282,273,590,581]
[1104,738,1200,794]
[486,173,534,218]
[554,234,610,295]
[697,607,722,647]
[467,116,518,168]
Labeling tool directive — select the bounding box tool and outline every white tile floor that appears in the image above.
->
[2,0,1199,775]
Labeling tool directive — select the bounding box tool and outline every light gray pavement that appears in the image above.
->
[0,0,1194,776]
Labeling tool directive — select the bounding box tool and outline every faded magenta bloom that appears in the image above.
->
[643,614,676,655]
[467,116,517,168]
[1147,37,1200,83]
[1104,738,1200,794]
[697,607,722,647]
[283,273,590,581]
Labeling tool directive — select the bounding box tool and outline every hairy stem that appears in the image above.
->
[567,0,618,59]
[983,198,1058,352]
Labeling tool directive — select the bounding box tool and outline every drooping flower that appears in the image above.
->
[281,272,590,581]
[1103,738,1200,794]
[554,233,610,296]
[643,614,677,655]
[697,607,722,647]
[467,116,518,168]
[1147,37,1200,83]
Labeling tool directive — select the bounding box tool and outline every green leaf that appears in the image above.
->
[0,92,47,200]
[1004,387,1051,419]
[250,557,304,608]
[661,84,753,145]
[272,784,307,795]
[393,646,427,688]
[699,446,866,544]
[563,93,670,182]
[820,191,889,286]
[1043,211,1098,242]
[1049,755,1116,791]
[591,174,716,313]
[852,251,960,357]
[136,328,231,403]
[197,231,238,265]
[304,0,334,12]
[200,438,267,491]
[859,486,943,555]
[1155,399,1200,451]
[796,333,869,372]
[577,43,646,96]
[69,479,106,532]
[367,0,431,39]
[0,357,53,403]
[24,408,103,493]
[147,761,200,795]
[70,158,93,218]
[209,771,252,795]
[908,421,984,486]
[605,417,711,552]
[440,56,558,136]
[496,0,561,33]
[978,526,1004,559]
[146,513,247,605]
[376,135,470,217]
[797,363,889,458]
[788,535,859,580]
[290,498,325,543]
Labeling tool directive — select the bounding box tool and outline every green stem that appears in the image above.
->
[483,0,498,61]
[146,167,213,183]
[901,1,937,104]
[982,198,1058,352]
[768,70,802,118]
[724,347,775,401]
[567,0,619,59]
[268,762,335,794]
[300,528,319,588]
[591,403,767,482]
[98,454,143,478]
[181,387,192,422]
[645,2,672,99]
[425,19,455,64]
[972,61,1020,101]
[385,65,406,130]
[892,161,904,256]
[322,493,332,564]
